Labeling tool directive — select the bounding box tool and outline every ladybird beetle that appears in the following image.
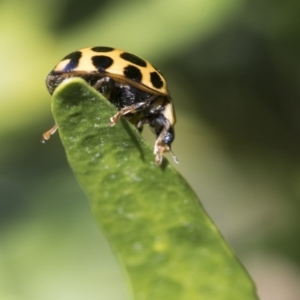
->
[43,46,178,165]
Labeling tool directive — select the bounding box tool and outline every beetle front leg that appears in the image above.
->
[154,131,179,165]
[149,116,178,165]
[153,124,171,165]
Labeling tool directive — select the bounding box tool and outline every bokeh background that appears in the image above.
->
[1,0,300,299]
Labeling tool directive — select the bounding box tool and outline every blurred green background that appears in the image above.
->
[1,0,300,299]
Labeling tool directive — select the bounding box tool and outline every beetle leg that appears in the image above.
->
[154,124,170,165]
[41,124,58,143]
[147,115,178,165]
[110,102,148,126]
[136,117,149,132]
[154,130,179,165]
[110,94,158,126]
[93,76,115,99]
[94,77,150,126]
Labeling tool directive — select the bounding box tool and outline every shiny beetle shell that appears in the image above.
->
[53,46,168,96]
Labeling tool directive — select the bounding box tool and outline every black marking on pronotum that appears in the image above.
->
[123,65,143,82]
[120,52,147,67]
[91,46,115,53]
[61,51,82,72]
[92,55,114,72]
[150,71,164,89]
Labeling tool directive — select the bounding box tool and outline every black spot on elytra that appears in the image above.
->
[92,55,113,71]
[123,65,143,82]
[150,71,164,89]
[120,52,147,67]
[91,46,114,52]
[61,51,82,71]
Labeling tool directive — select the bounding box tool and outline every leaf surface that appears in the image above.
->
[51,78,258,300]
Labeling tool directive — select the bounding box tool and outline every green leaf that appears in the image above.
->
[51,78,258,300]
